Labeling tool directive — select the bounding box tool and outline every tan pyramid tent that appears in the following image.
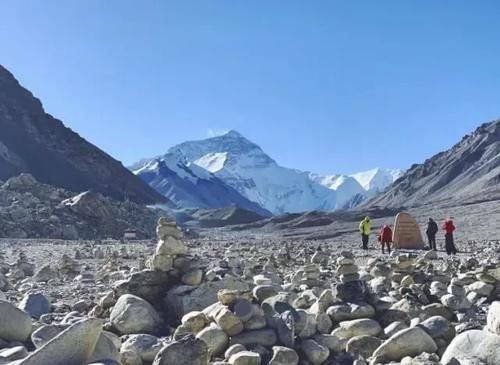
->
[392,212,425,249]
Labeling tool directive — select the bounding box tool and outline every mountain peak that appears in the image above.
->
[224,130,243,138]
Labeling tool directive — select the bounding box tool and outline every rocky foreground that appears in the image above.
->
[1,220,500,364]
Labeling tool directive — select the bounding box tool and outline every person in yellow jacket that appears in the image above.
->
[359,216,371,250]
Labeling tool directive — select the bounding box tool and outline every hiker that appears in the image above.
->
[378,224,393,254]
[442,218,457,255]
[426,218,439,251]
[359,216,371,250]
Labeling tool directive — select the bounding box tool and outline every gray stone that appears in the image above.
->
[372,327,438,362]
[18,293,50,319]
[384,321,408,338]
[0,300,32,342]
[215,308,244,336]
[181,311,209,334]
[31,324,67,348]
[119,350,143,365]
[234,299,254,322]
[418,316,455,341]
[17,318,102,365]
[182,269,203,286]
[196,325,229,357]
[468,281,494,297]
[153,335,208,365]
[326,302,375,322]
[121,334,163,362]
[314,334,344,353]
[110,294,161,335]
[300,339,329,365]
[441,330,500,365]
[486,301,500,335]
[346,335,382,360]
[90,332,120,363]
[268,346,299,365]
[331,319,382,340]
[441,294,472,311]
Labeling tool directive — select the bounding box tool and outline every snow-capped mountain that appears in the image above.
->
[136,131,338,214]
[310,168,403,207]
[133,131,403,214]
[133,153,271,217]
[308,174,365,207]
[350,168,404,194]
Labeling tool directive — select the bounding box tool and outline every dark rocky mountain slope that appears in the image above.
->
[0,65,166,205]
[366,120,500,208]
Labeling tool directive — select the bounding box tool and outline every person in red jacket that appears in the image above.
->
[378,224,393,254]
[442,218,457,255]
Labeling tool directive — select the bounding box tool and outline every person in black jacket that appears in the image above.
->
[426,218,438,251]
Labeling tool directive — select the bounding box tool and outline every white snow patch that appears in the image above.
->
[193,152,228,173]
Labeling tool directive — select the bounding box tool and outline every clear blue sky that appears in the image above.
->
[1,1,499,174]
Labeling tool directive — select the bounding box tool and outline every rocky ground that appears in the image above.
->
[221,200,500,245]
[0,174,162,239]
[1,219,500,365]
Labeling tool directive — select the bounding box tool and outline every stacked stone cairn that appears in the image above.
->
[336,251,360,283]
[58,253,81,278]
[150,217,188,272]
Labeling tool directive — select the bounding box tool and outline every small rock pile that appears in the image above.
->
[150,217,188,272]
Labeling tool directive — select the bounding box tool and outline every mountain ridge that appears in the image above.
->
[133,131,402,214]
[0,64,167,205]
[365,119,500,208]
[133,153,272,217]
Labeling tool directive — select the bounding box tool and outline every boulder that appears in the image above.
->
[331,319,382,340]
[196,325,229,357]
[215,308,244,336]
[182,269,203,286]
[119,350,143,365]
[486,301,500,335]
[121,334,164,363]
[153,335,208,365]
[268,346,299,365]
[418,316,455,341]
[110,294,161,335]
[468,281,494,297]
[182,311,209,334]
[372,327,438,362]
[18,293,50,319]
[17,318,102,365]
[326,302,375,322]
[300,339,329,365]
[346,335,382,359]
[441,330,500,365]
[89,332,120,363]
[0,300,32,342]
